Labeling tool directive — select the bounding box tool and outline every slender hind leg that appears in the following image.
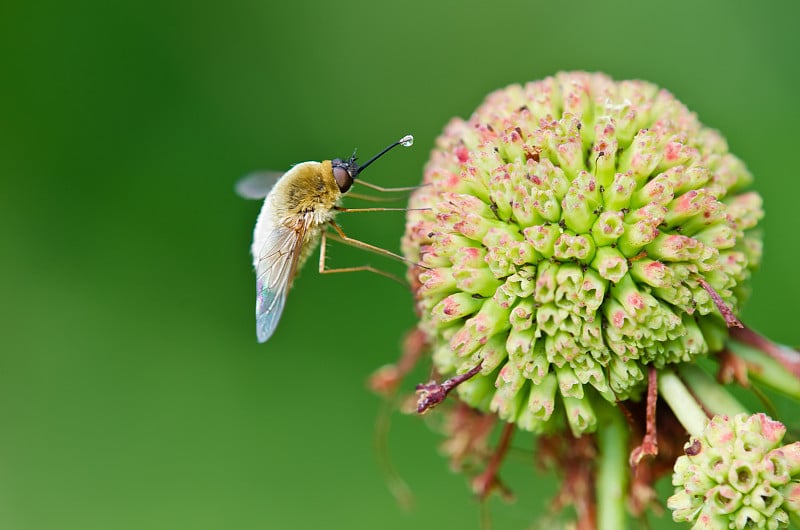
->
[318,229,405,285]
[344,192,401,202]
[326,220,422,267]
[353,179,429,193]
[334,206,411,213]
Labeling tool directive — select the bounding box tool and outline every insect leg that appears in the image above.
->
[344,192,401,203]
[353,179,430,193]
[334,206,430,213]
[326,220,423,267]
[318,229,405,285]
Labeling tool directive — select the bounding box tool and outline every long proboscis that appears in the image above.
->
[354,134,414,175]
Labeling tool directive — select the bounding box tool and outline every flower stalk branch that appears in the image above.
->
[726,339,800,399]
[678,363,748,417]
[658,371,708,438]
[731,327,800,379]
[597,404,629,530]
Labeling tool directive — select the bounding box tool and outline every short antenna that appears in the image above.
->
[354,135,414,175]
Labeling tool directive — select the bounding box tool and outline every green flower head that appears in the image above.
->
[403,72,763,435]
[669,413,800,529]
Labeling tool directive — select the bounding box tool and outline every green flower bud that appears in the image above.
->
[669,414,800,529]
[403,72,762,434]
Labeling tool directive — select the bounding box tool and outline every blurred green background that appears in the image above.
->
[2,0,799,528]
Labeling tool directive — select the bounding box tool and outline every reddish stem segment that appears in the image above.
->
[695,276,743,328]
[471,422,515,500]
[416,362,483,413]
[731,326,800,379]
[630,367,659,466]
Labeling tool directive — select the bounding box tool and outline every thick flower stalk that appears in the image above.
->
[668,413,800,529]
[402,71,763,435]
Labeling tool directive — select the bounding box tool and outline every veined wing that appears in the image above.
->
[254,213,314,343]
[236,170,285,200]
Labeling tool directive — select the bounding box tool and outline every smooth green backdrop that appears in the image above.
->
[2,1,799,529]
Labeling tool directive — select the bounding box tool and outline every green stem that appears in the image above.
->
[657,370,707,438]
[727,340,800,400]
[678,364,749,416]
[596,403,629,530]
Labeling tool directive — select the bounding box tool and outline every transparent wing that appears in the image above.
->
[236,171,285,200]
[254,214,312,343]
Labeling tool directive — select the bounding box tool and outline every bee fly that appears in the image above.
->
[237,134,417,343]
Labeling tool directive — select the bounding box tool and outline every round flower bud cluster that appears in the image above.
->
[403,72,763,434]
[668,414,800,529]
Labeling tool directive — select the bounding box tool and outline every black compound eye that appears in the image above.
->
[333,165,353,193]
